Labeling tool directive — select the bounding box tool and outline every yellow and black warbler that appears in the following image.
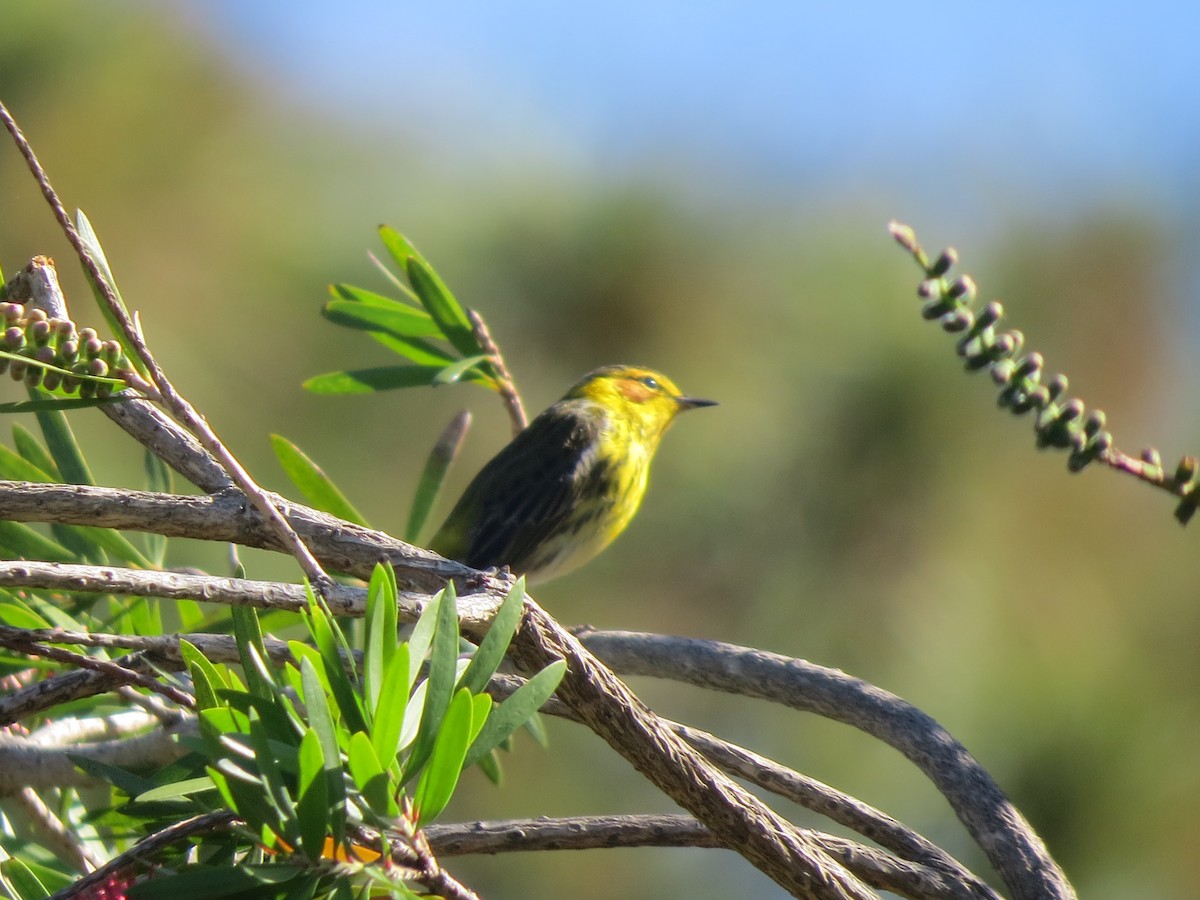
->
[431,365,715,583]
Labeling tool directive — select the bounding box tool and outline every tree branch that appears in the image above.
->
[578,630,1071,900]
[498,600,878,900]
[426,815,985,900]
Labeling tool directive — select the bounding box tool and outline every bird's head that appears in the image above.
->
[564,365,716,441]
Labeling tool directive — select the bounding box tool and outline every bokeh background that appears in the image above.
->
[4,2,1200,897]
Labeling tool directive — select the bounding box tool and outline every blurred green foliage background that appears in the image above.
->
[3,3,1199,898]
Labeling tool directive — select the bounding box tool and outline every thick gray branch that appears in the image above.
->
[0,480,484,593]
[498,602,877,900]
[579,630,1071,900]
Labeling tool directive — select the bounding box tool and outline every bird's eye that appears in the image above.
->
[638,375,660,390]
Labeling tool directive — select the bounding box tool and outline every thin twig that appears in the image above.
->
[13,787,103,873]
[0,630,195,710]
[467,307,526,434]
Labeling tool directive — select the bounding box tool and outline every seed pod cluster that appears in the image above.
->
[891,224,1114,473]
[0,301,132,398]
[891,220,1200,527]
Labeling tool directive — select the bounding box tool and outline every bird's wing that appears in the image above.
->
[430,405,606,573]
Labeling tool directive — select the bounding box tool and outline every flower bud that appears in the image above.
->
[946,276,976,302]
[928,248,958,278]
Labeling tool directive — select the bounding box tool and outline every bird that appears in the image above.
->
[430,364,715,584]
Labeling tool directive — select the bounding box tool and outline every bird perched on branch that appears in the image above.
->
[431,364,715,584]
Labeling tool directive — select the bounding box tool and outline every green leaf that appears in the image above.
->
[323,293,440,339]
[133,776,217,803]
[365,331,461,369]
[68,754,156,797]
[0,442,147,566]
[405,582,459,780]
[246,711,299,842]
[124,864,304,900]
[231,605,273,701]
[119,595,162,641]
[300,657,345,843]
[270,434,367,527]
[11,424,58,479]
[302,586,366,734]
[0,520,76,563]
[434,354,491,386]
[285,641,326,699]
[0,600,51,629]
[30,395,94,485]
[404,256,480,358]
[70,525,152,568]
[397,676,427,755]
[296,727,329,863]
[75,208,143,376]
[302,364,448,394]
[369,641,410,765]
[363,563,397,713]
[459,577,525,694]
[463,660,566,769]
[6,861,70,897]
[141,449,171,565]
[0,444,54,482]
[348,730,397,818]
[475,748,503,785]
[180,638,225,709]
[0,858,49,900]
[412,687,474,826]
[406,409,471,544]
[0,396,129,413]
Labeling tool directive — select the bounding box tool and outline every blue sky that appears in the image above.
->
[194,0,1200,215]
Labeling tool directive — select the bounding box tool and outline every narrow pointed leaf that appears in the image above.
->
[0,520,75,562]
[463,660,566,769]
[370,641,410,765]
[68,754,156,797]
[406,409,471,543]
[300,657,346,842]
[348,730,397,817]
[180,638,228,708]
[302,365,447,394]
[133,776,217,803]
[459,577,525,694]
[323,294,440,338]
[11,424,57,478]
[296,727,329,862]
[363,563,397,712]
[404,256,480,358]
[270,434,367,526]
[405,582,459,780]
[434,354,490,386]
[0,396,129,414]
[365,331,462,368]
[412,687,474,826]
[0,858,49,900]
[302,586,366,734]
[31,395,94,485]
[231,606,272,700]
[75,209,143,376]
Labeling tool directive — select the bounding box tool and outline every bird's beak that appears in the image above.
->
[676,395,718,411]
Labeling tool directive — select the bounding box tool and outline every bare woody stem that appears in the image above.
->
[467,307,527,434]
